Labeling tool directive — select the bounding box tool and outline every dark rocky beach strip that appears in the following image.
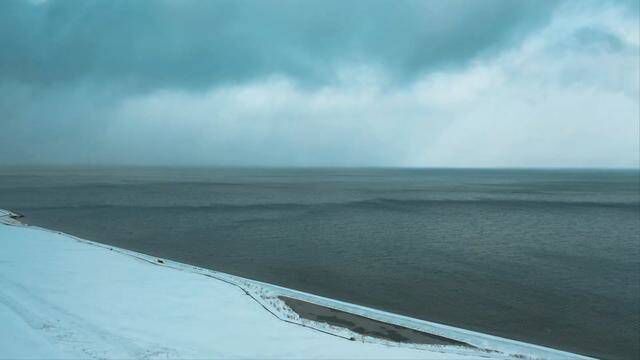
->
[280,296,472,347]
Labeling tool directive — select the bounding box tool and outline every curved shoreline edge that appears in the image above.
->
[0,209,592,359]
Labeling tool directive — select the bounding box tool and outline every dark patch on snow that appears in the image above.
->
[280,296,473,347]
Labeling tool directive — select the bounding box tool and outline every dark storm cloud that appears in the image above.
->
[0,0,637,167]
[1,0,558,90]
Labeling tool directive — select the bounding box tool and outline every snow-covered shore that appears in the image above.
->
[0,209,590,359]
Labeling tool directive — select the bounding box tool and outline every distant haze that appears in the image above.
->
[1,0,638,167]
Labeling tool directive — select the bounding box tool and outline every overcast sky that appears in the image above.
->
[1,0,638,167]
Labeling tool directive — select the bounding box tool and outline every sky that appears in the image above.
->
[0,0,638,167]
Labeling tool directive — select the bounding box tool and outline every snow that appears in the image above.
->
[0,210,590,359]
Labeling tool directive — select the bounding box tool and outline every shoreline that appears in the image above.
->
[280,296,473,347]
[0,208,592,359]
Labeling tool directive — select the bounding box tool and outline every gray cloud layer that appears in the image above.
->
[1,0,556,90]
[0,0,638,167]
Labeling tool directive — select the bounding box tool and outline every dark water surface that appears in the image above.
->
[1,167,638,359]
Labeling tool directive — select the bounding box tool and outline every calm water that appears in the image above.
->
[1,167,638,359]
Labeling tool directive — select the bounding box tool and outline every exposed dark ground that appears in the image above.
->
[280,296,471,346]
[0,167,638,359]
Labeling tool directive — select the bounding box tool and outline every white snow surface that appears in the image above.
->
[0,209,590,359]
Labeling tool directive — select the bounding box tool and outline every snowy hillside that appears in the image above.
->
[0,209,588,359]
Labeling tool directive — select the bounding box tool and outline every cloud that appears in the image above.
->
[0,0,557,90]
[0,0,638,167]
